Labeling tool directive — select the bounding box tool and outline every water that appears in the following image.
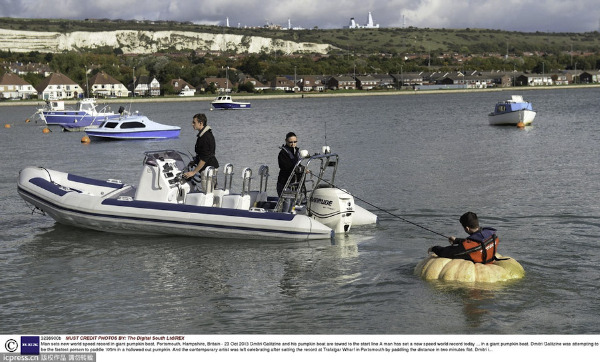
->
[2,89,600,335]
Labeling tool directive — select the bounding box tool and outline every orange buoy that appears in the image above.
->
[42,127,51,133]
[516,121,525,128]
[25,119,30,123]
[4,124,11,128]
[81,136,91,144]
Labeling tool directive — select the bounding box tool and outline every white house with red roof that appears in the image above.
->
[0,73,37,99]
[35,72,83,100]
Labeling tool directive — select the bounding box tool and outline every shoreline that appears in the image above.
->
[2,84,599,107]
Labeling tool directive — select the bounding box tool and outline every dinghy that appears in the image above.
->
[18,148,377,241]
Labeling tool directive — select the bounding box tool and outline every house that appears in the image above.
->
[131,75,161,96]
[0,72,37,99]
[355,75,378,90]
[169,78,196,95]
[561,70,582,84]
[515,74,553,86]
[271,76,295,91]
[552,72,570,85]
[5,62,52,77]
[371,74,395,89]
[393,73,424,87]
[579,71,600,83]
[87,71,128,97]
[35,72,83,100]
[480,71,513,87]
[202,77,233,93]
[328,76,356,90]
[240,77,269,92]
[297,75,325,92]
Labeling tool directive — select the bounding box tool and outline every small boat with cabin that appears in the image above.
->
[211,95,251,110]
[488,95,536,126]
[37,98,122,131]
[84,112,181,140]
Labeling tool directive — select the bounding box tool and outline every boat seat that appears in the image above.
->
[221,194,251,210]
[184,192,214,207]
[248,191,267,208]
[212,189,229,208]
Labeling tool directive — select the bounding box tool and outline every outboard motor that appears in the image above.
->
[309,187,354,234]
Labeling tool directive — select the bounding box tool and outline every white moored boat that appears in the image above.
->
[488,95,536,126]
[210,95,251,110]
[85,113,181,140]
[37,98,122,131]
[18,148,377,241]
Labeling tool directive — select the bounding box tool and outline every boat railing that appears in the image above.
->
[200,167,216,194]
[258,165,269,193]
[241,168,252,196]
[275,151,339,213]
[220,163,234,192]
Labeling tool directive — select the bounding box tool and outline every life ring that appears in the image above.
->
[414,254,525,283]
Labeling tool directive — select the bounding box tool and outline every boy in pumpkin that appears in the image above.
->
[428,212,499,263]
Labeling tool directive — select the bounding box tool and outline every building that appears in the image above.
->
[579,71,600,83]
[87,71,128,97]
[328,76,356,90]
[355,75,378,90]
[202,77,233,93]
[297,75,325,92]
[270,76,295,91]
[515,74,553,86]
[35,72,83,100]
[131,75,161,96]
[346,12,379,29]
[169,78,196,95]
[0,72,37,99]
[240,77,269,92]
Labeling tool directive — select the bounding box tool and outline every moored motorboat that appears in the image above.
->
[84,113,181,140]
[488,95,536,126]
[17,148,377,241]
[37,98,122,131]
[211,95,251,110]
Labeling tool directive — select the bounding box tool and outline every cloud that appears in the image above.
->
[0,0,598,32]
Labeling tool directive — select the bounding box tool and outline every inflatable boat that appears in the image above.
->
[17,148,377,241]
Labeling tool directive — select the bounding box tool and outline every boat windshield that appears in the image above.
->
[143,150,188,171]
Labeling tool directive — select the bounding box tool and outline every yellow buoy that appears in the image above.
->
[42,127,51,133]
[81,136,91,144]
[414,254,525,283]
[4,124,11,128]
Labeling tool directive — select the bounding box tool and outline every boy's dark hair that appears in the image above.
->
[194,113,208,126]
[285,131,296,140]
[459,212,479,229]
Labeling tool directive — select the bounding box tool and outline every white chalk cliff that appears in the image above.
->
[0,29,336,54]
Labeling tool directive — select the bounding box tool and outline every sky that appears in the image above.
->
[0,0,598,33]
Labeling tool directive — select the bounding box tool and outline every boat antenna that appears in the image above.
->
[307,171,450,239]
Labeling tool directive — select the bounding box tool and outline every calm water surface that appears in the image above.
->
[1,89,600,334]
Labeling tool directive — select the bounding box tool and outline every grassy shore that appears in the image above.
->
[2,84,599,107]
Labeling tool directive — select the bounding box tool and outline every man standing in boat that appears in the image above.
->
[183,113,219,191]
[277,132,301,196]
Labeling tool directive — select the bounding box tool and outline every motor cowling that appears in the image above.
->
[308,187,354,234]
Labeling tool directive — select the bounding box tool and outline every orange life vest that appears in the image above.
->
[456,228,499,264]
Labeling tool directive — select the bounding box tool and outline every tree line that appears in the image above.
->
[2,47,600,94]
